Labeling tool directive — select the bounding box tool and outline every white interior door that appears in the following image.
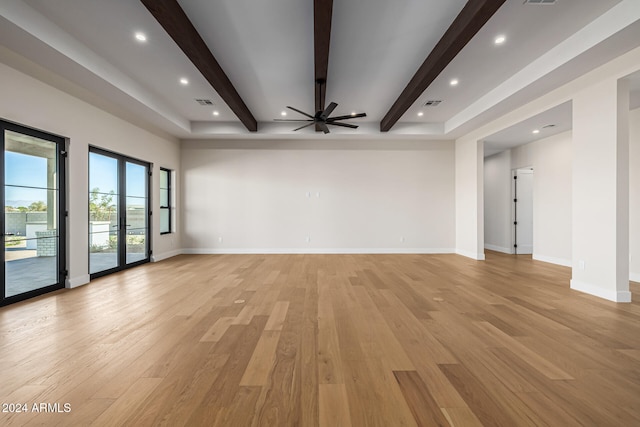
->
[514,168,533,254]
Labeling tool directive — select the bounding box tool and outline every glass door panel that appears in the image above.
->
[3,129,60,298]
[89,152,119,274]
[125,162,148,265]
[88,148,150,278]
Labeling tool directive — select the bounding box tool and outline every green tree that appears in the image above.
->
[89,188,116,221]
[28,201,47,211]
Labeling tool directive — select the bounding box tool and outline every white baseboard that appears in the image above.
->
[630,272,640,283]
[570,279,632,303]
[182,247,456,255]
[151,249,183,262]
[532,254,572,267]
[484,244,511,254]
[67,274,90,289]
[455,249,485,260]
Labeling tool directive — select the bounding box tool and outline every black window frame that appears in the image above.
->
[159,167,172,235]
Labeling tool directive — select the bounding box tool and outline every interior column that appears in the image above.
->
[571,78,631,302]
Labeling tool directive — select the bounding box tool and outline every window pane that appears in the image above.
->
[160,189,168,207]
[160,208,170,234]
[126,162,147,198]
[160,169,169,189]
[89,152,118,194]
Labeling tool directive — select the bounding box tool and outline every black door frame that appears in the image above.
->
[89,146,151,279]
[1,119,67,307]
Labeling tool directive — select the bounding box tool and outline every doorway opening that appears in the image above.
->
[1,120,67,306]
[89,147,151,278]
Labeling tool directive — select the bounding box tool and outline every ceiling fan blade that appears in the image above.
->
[328,122,358,129]
[320,102,338,120]
[287,106,314,119]
[317,122,330,134]
[293,122,316,132]
[327,112,367,121]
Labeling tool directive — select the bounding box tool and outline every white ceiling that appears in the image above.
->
[0,0,639,141]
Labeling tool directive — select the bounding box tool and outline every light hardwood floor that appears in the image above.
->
[1,252,639,426]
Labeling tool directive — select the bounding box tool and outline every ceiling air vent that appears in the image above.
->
[424,100,442,107]
[523,0,556,4]
[195,99,214,106]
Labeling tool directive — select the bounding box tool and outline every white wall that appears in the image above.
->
[455,139,484,260]
[0,61,181,287]
[483,151,511,253]
[181,140,455,253]
[630,107,640,281]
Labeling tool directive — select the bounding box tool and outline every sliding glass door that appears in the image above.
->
[1,120,66,306]
[89,147,150,278]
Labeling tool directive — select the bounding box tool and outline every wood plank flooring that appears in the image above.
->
[1,252,639,426]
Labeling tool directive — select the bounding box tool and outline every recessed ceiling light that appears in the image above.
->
[532,129,540,134]
[134,32,147,42]
[417,112,424,117]
[450,79,459,86]
[281,111,287,116]
[179,78,189,85]
[213,111,219,116]
[494,35,506,45]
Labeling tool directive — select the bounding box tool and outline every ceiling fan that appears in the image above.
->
[275,102,366,134]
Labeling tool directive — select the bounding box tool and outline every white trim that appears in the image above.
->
[182,247,456,255]
[151,249,183,262]
[630,272,640,283]
[67,274,90,289]
[570,279,632,303]
[532,254,572,267]
[455,249,486,260]
[484,244,511,254]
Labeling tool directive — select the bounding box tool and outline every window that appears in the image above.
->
[159,168,171,234]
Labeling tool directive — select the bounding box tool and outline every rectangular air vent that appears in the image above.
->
[523,0,556,4]
[195,99,214,106]
[424,100,442,107]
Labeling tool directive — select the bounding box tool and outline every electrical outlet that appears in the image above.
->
[578,260,585,270]
[305,236,310,243]
[218,237,223,243]
[306,191,311,198]
[400,236,405,243]
[316,192,320,198]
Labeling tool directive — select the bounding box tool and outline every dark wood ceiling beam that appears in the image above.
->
[314,0,333,115]
[380,0,506,132]
[140,0,257,131]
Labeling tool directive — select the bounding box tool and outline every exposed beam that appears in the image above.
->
[314,0,333,115]
[140,0,257,131]
[380,0,506,132]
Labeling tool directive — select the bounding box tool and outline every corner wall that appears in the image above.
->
[630,107,640,281]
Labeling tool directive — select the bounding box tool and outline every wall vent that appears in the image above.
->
[523,0,556,4]
[424,100,442,107]
[195,99,214,106]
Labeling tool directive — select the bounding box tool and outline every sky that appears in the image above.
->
[4,151,147,208]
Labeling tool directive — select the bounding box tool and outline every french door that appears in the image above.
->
[89,147,150,278]
[1,120,66,306]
